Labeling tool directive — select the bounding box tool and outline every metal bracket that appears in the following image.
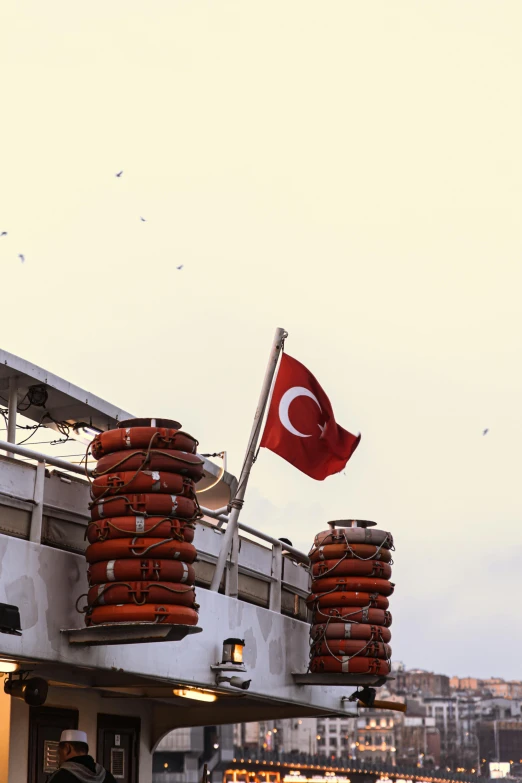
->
[62,624,202,646]
[210,662,247,673]
[292,672,390,687]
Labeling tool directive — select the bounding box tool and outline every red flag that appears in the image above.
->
[260,353,361,480]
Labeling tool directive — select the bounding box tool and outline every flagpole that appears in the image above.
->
[209,326,288,592]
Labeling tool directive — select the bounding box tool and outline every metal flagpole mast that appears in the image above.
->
[209,326,288,592]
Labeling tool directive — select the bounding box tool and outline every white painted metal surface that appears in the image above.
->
[0,534,356,720]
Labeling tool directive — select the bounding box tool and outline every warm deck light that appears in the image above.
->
[172,687,217,702]
[222,638,245,665]
[0,660,18,673]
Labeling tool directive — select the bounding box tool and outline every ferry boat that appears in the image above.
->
[0,349,362,783]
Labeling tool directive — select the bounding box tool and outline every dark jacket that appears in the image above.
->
[49,755,117,783]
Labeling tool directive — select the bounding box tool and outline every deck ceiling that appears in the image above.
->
[12,658,350,728]
[0,348,131,432]
[0,348,236,503]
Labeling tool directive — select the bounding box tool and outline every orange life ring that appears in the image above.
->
[310,577,394,596]
[86,603,199,626]
[94,450,205,482]
[87,558,195,585]
[90,494,199,521]
[312,559,392,580]
[309,544,392,564]
[311,640,392,659]
[91,471,196,500]
[86,517,195,545]
[91,427,198,460]
[86,538,197,564]
[312,623,391,643]
[87,581,196,608]
[312,606,392,626]
[314,528,393,550]
[310,655,391,675]
[306,591,390,610]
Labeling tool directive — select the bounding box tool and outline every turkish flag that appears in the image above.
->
[260,353,361,480]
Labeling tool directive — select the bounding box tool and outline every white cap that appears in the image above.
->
[60,730,88,744]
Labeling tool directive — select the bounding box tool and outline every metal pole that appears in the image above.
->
[29,460,46,543]
[210,326,287,592]
[6,376,18,458]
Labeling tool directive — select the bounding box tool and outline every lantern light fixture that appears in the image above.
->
[221,638,245,665]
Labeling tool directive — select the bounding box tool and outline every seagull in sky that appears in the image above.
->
[115,170,123,178]
[140,217,146,222]
[483,429,489,436]
[0,232,7,237]
[18,254,25,263]
[176,265,184,270]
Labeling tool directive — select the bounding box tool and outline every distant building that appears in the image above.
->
[352,711,397,765]
[394,669,451,698]
[451,677,479,691]
[396,715,438,767]
[451,677,522,700]
[279,719,318,755]
[477,699,522,721]
[316,716,355,760]
[477,720,522,766]
[234,719,317,756]
[482,681,522,700]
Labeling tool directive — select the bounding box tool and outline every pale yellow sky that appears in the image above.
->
[1,1,521,677]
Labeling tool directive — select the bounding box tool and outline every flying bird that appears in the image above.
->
[140,217,146,222]
[18,254,25,263]
[176,265,184,270]
[483,429,489,436]
[115,170,123,178]
[0,232,7,237]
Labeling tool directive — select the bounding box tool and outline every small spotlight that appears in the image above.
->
[72,424,103,446]
[221,638,245,665]
[214,743,220,749]
[4,675,48,706]
[172,688,217,702]
[0,603,21,636]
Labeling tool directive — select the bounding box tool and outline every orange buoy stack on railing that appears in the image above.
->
[307,520,394,679]
[81,418,205,630]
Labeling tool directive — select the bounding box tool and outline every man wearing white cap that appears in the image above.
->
[49,730,117,783]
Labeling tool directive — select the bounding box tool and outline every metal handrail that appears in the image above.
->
[0,437,310,574]
[0,438,91,477]
[231,750,485,783]
[200,504,310,566]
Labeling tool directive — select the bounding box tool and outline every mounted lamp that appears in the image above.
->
[211,638,249,689]
[0,603,22,636]
[221,638,245,665]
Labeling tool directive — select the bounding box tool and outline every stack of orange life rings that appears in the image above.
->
[307,520,394,678]
[82,418,204,628]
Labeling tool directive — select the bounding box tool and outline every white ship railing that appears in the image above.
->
[0,439,310,614]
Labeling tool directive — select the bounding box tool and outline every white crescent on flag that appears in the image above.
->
[278,386,323,438]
